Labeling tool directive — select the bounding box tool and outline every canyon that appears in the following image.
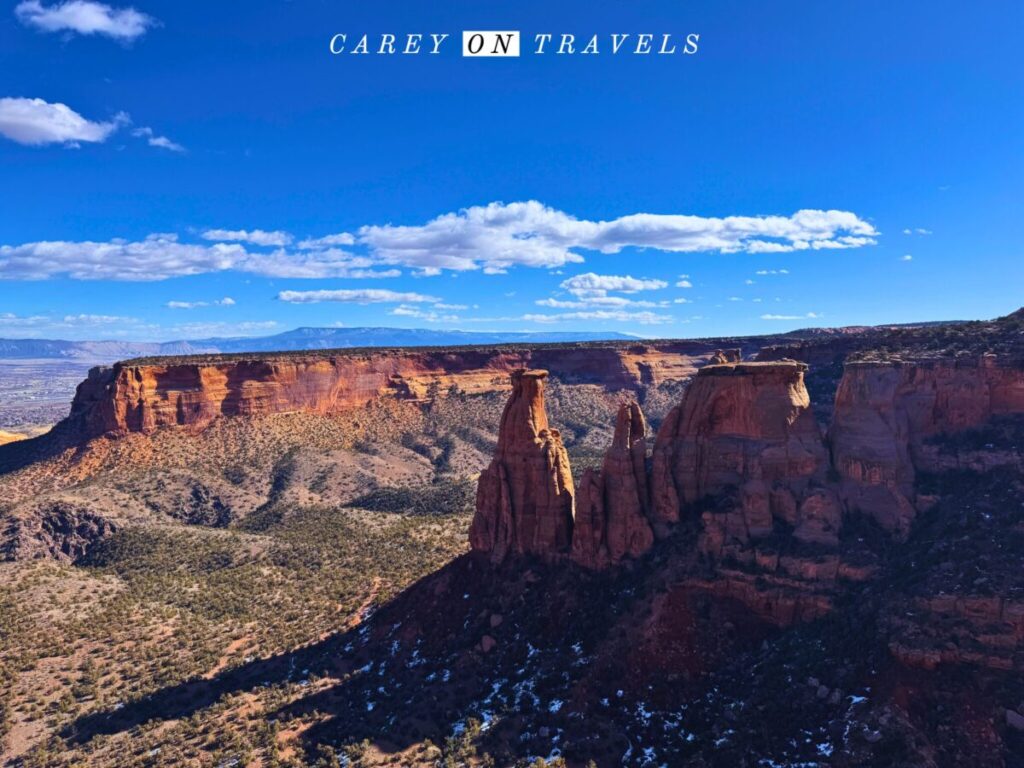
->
[62,340,745,438]
[0,310,1022,767]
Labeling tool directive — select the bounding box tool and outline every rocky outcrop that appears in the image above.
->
[650,362,837,554]
[469,370,575,563]
[571,402,654,568]
[831,354,1024,536]
[886,595,1024,672]
[1,501,118,562]
[65,342,747,439]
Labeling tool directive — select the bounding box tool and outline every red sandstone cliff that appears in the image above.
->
[831,354,1024,537]
[469,370,575,563]
[66,342,736,439]
[650,362,838,553]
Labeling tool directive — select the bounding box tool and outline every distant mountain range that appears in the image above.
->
[0,327,639,362]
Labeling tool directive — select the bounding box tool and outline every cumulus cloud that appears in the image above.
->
[0,234,245,280]
[14,0,156,41]
[276,289,440,305]
[535,296,662,309]
[0,97,127,146]
[357,201,877,273]
[532,272,669,311]
[903,228,932,236]
[901,254,914,262]
[1,201,878,282]
[202,228,293,247]
[166,297,235,310]
[560,272,667,297]
[755,269,789,275]
[0,235,405,281]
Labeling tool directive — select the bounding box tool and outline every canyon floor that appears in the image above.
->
[0,315,1023,767]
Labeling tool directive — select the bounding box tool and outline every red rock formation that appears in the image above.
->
[650,362,831,550]
[831,355,1024,537]
[470,370,575,563]
[66,343,738,439]
[571,402,654,568]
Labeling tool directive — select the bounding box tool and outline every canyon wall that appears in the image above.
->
[832,354,1024,536]
[66,342,738,439]
[470,353,1024,638]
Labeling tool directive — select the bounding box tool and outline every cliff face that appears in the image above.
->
[65,342,733,439]
[831,354,1024,536]
[650,362,834,549]
[469,370,575,563]
[472,354,1024,644]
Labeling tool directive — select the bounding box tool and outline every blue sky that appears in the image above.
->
[1,0,1022,341]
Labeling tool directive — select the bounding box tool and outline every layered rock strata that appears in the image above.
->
[468,370,575,564]
[65,343,742,439]
[571,402,655,569]
[650,362,841,555]
[831,354,1024,536]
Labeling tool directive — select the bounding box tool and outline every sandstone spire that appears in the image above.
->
[469,369,575,563]
[571,401,654,568]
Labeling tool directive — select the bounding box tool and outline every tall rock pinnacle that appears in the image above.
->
[572,402,655,568]
[469,369,575,563]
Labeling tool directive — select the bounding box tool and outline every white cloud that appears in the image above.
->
[433,302,468,310]
[237,249,401,279]
[903,228,932,236]
[560,272,667,297]
[901,254,913,261]
[132,126,184,152]
[0,97,127,146]
[728,296,743,302]
[0,234,243,280]
[15,0,156,41]
[357,201,877,273]
[523,309,673,325]
[744,279,755,285]
[675,278,693,288]
[277,289,440,305]
[297,233,356,250]
[535,296,660,309]
[202,228,293,247]
[166,297,235,310]
[761,312,822,321]
[755,269,789,275]
[673,298,690,304]
[0,201,878,282]
[389,305,460,323]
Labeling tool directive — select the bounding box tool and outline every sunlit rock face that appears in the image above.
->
[469,369,575,563]
[572,402,654,569]
[650,361,835,549]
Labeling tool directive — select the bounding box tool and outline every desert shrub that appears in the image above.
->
[344,479,474,516]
